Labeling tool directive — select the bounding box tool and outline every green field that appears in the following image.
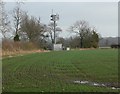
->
[2,49,119,92]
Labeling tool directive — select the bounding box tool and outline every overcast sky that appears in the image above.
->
[5,2,118,38]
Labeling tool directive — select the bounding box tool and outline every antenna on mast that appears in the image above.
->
[52,9,53,15]
[50,9,59,45]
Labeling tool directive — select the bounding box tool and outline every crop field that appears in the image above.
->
[2,49,119,92]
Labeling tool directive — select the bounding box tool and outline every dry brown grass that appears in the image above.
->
[2,49,48,57]
[1,39,48,57]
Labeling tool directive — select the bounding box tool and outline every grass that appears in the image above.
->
[2,49,119,92]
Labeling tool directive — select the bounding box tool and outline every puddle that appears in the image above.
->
[73,80,120,90]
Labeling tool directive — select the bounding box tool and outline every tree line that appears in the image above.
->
[0,2,100,50]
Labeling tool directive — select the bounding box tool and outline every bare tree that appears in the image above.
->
[12,2,24,41]
[20,13,47,44]
[69,20,99,48]
[0,1,10,38]
[70,20,90,48]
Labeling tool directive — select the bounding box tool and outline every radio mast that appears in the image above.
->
[50,10,59,44]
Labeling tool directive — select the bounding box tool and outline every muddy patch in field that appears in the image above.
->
[73,80,120,90]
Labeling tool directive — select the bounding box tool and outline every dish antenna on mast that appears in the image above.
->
[50,10,59,44]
